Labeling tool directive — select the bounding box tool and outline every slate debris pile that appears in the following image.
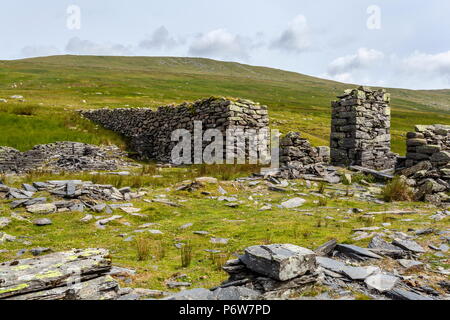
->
[170,241,448,300]
[1,180,145,214]
[0,142,132,174]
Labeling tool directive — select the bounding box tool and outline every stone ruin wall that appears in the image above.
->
[402,124,450,198]
[330,87,397,170]
[405,124,450,168]
[81,97,270,163]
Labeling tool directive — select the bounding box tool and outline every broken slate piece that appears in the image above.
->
[365,274,398,292]
[336,244,382,260]
[392,239,426,253]
[397,259,423,270]
[341,265,380,280]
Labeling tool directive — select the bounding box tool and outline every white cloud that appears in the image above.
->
[401,51,450,77]
[188,29,249,60]
[139,26,178,51]
[65,37,133,56]
[271,15,311,53]
[20,45,60,58]
[327,48,385,76]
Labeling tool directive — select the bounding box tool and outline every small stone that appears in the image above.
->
[397,259,423,270]
[280,197,306,209]
[179,223,193,230]
[30,247,51,256]
[120,207,141,214]
[0,217,11,228]
[392,239,426,253]
[80,214,93,222]
[26,203,57,214]
[33,218,52,226]
[210,237,229,244]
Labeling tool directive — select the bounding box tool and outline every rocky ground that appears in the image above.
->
[0,161,448,300]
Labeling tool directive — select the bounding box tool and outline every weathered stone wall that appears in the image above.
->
[330,87,397,170]
[81,97,269,162]
[405,124,450,168]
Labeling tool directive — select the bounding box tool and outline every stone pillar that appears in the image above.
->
[330,86,396,170]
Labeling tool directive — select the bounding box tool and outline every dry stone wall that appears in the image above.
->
[405,124,450,167]
[81,97,269,162]
[401,124,450,203]
[330,87,397,170]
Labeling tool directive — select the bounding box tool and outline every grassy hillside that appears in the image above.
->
[0,55,449,154]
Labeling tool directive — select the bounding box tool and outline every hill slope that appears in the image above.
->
[0,55,449,154]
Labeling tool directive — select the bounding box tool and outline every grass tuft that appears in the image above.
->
[382,176,414,202]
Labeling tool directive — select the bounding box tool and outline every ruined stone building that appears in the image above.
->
[330,87,397,170]
[81,97,270,163]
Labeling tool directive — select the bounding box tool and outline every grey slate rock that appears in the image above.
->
[166,288,213,300]
[240,244,316,281]
[30,247,52,256]
[392,239,426,253]
[336,244,382,260]
[33,218,52,226]
[212,286,261,300]
[316,256,346,273]
[341,265,380,280]
[388,288,433,300]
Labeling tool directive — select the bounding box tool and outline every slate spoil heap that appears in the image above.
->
[399,125,450,203]
[171,241,448,300]
[0,142,132,174]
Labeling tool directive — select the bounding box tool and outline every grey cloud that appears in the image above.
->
[188,29,250,60]
[139,26,178,51]
[327,48,385,76]
[271,15,311,53]
[65,37,133,56]
[21,45,60,58]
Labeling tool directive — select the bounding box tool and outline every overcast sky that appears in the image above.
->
[1,0,450,89]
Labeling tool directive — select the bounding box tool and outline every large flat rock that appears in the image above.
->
[0,248,111,299]
[240,244,316,281]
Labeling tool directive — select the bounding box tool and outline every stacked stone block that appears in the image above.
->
[81,97,270,163]
[405,124,450,168]
[330,87,397,170]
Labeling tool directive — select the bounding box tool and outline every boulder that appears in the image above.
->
[239,244,316,281]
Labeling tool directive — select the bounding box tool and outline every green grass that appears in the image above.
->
[0,55,449,153]
[0,166,447,291]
